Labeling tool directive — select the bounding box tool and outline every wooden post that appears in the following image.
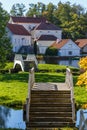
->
[65,68,75,121]
[26,67,35,123]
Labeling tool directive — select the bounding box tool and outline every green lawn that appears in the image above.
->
[0,70,87,109]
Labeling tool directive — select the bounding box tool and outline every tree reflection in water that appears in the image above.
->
[0,106,10,128]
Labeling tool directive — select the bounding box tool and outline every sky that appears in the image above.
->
[0,0,87,13]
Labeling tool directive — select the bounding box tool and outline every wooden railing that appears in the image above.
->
[26,67,35,122]
[79,110,87,130]
[65,68,75,121]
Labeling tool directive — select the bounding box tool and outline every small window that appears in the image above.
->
[68,51,72,55]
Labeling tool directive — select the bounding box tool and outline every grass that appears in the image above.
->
[0,70,86,109]
[0,63,86,109]
[0,72,29,108]
[38,64,79,72]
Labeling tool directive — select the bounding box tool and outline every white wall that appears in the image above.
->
[82,45,87,53]
[32,30,62,39]
[37,40,55,54]
[59,40,80,56]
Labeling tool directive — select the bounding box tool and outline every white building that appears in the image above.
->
[6,23,31,52]
[51,39,80,56]
[7,16,62,53]
[36,35,57,54]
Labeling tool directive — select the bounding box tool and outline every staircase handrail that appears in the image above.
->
[79,110,87,130]
[65,68,75,121]
[26,67,35,122]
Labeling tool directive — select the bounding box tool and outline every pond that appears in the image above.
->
[38,58,79,68]
[0,105,87,129]
[0,105,26,129]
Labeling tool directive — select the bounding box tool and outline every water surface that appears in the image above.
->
[0,105,26,129]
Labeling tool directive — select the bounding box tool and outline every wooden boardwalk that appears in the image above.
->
[23,67,75,129]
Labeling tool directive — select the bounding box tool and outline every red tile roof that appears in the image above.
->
[51,39,70,49]
[34,22,61,30]
[7,23,31,36]
[75,39,87,48]
[37,35,57,41]
[10,16,46,23]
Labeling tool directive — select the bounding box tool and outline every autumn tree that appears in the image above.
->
[76,57,87,88]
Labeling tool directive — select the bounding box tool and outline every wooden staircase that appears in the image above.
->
[24,67,75,129]
[28,90,75,128]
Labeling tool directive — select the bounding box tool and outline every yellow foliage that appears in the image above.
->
[82,104,87,109]
[76,57,87,87]
[79,56,87,70]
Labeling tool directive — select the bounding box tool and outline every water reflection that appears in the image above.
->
[38,59,79,68]
[0,106,26,129]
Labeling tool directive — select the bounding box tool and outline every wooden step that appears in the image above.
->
[30,103,71,107]
[29,117,73,122]
[27,122,75,127]
[30,112,72,117]
[30,106,72,112]
[31,94,70,98]
[31,98,71,103]
[31,90,71,94]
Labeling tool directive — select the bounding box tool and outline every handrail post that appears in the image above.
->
[26,67,35,123]
[65,68,75,121]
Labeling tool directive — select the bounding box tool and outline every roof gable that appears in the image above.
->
[37,35,57,41]
[10,16,46,23]
[7,23,31,36]
[51,39,70,49]
[75,39,87,48]
[34,22,61,30]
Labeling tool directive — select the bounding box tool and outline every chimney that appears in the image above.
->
[56,39,61,43]
[33,14,36,18]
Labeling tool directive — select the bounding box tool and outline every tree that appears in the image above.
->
[26,2,46,17]
[45,47,58,56]
[0,2,12,68]
[76,57,87,88]
[10,3,26,16]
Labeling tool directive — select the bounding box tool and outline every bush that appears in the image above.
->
[45,47,58,56]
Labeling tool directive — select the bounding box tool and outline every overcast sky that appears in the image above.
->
[0,0,87,13]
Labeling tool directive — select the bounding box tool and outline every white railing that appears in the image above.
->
[65,68,75,121]
[79,110,87,130]
[26,54,38,66]
[13,54,24,71]
[26,67,35,122]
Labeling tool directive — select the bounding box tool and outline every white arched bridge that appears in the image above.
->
[13,54,38,72]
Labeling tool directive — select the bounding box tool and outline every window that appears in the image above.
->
[68,44,72,48]
[68,51,72,55]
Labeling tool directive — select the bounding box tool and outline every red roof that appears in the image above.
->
[51,39,70,49]
[7,23,31,36]
[38,35,57,41]
[10,16,46,23]
[34,22,61,30]
[75,39,87,48]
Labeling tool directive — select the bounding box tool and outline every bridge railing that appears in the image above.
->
[26,54,38,66]
[79,110,87,130]
[26,67,35,122]
[14,54,24,71]
[65,68,75,121]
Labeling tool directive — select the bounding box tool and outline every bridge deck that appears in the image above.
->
[32,82,70,91]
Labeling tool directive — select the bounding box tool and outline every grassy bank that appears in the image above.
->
[0,63,86,109]
[0,72,87,109]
